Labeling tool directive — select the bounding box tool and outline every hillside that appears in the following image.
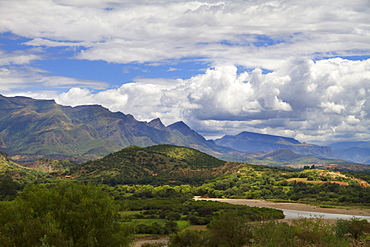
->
[0,151,42,181]
[0,95,231,162]
[65,145,238,183]
[0,95,364,168]
[215,131,338,159]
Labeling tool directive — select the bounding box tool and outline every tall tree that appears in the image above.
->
[0,182,133,247]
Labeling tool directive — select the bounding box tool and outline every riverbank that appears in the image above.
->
[195,197,370,217]
[134,198,370,246]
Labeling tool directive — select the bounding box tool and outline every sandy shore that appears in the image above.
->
[197,197,370,216]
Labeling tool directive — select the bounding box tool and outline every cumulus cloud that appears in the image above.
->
[52,58,370,143]
[1,0,370,144]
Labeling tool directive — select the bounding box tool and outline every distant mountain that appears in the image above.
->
[0,95,231,162]
[214,131,338,159]
[0,95,363,168]
[233,149,368,171]
[329,141,370,164]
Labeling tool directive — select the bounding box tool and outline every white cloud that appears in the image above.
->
[0,65,108,93]
[1,0,370,144]
[1,0,369,69]
[0,50,41,66]
[52,58,370,143]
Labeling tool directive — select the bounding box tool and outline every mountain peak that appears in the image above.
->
[234,131,301,145]
[148,118,166,130]
[215,130,337,159]
[167,121,192,134]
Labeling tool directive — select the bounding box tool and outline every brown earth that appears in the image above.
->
[134,236,169,247]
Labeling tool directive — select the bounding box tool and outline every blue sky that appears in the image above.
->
[1,0,370,144]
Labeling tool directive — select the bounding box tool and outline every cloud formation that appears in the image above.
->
[55,58,370,143]
[1,0,369,69]
[0,0,370,144]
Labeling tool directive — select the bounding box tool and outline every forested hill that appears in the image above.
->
[65,145,239,184]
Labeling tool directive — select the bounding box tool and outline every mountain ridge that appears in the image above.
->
[214,131,338,159]
[0,95,232,162]
[0,95,364,166]
[329,141,370,164]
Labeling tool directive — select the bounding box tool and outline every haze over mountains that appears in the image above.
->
[215,132,337,159]
[0,95,369,166]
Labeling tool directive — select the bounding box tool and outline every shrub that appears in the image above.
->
[335,217,370,239]
[0,182,133,247]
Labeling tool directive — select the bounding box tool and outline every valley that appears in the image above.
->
[1,95,370,246]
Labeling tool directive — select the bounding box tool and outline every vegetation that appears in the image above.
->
[118,197,283,235]
[2,144,370,246]
[64,145,228,184]
[0,182,133,247]
[166,216,370,247]
[0,169,370,246]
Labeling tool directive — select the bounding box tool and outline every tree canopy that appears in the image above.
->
[0,182,133,247]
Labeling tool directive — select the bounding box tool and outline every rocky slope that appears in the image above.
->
[0,95,230,162]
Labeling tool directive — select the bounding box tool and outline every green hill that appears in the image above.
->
[0,151,42,182]
[66,145,230,183]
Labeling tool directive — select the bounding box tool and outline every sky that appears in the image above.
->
[0,0,370,144]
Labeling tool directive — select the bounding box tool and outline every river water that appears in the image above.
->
[281,208,370,221]
[195,197,370,221]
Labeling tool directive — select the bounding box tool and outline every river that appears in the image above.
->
[195,197,370,221]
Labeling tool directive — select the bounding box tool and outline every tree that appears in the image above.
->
[169,230,212,247]
[0,182,133,247]
[207,211,253,247]
[0,175,21,200]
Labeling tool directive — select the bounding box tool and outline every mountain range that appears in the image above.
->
[0,95,230,162]
[0,94,368,166]
[214,131,337,159]
[329,141,370,164]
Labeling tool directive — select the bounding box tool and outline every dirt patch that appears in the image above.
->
[286,178,349,186]
[134,236,169,247]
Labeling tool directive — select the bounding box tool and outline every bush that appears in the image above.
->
[0,182,133,247]
[207,211,253,247]
[169,230,211,247]
[335,217,370,239]
[252,221,296,247]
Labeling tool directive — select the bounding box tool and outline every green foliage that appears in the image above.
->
[0,174,22,200]
[67,145,226,184]
[0,182,133,247]
[134,220,179,235]
[287,182,370,204]
[251,221,297,247]
[168,217,368,247]
[146,145,225,169]
[169,230,212,247]
[207,211,253,247]
[335,217,370,239]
